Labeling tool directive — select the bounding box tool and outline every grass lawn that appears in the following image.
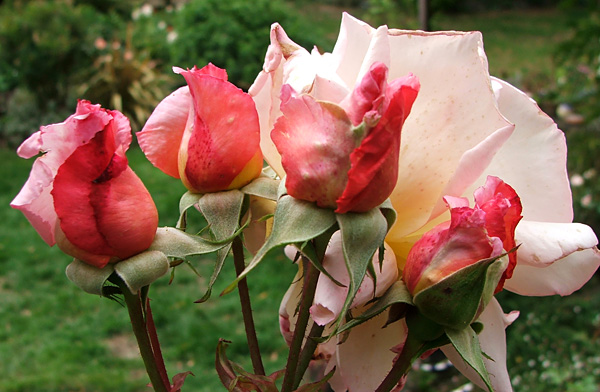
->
[1,4,599,392]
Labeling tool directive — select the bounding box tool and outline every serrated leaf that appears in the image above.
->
[445,326,493,392]
[65,259,115,296]
[148,227,227,258]
[338,280,413,333]
[332,209,388,333]
[221,195,336,295]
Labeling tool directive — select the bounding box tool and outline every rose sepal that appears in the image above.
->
[65,258,116,296]
[221,194,338,295]
[412,252,509,330]
[445,325,493,392]
[338,280,413,334]
[65,249,170,296]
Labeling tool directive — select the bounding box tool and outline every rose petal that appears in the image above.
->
[505,247,600,296]
[138,86,191,178]
[11,101,115,245]
[471,78,573,222]
[428,125,515,219]
[272,89,354,208]
[514,220,598,267]
[442,298,518,392]
[178,68,262,192]
[331,13,379,91]
[10,159,57,245]
[331,313,407,391]
[92,167,158,261]
[386,29,511,241]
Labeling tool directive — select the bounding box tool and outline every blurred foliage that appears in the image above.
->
[167,0,327,89]
[77,27,173,131]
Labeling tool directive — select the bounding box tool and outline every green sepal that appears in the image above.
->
[413,254,508,329]
[296,228,344,287]
[378,198,397,232]
[338,280,413,333]
[177,191,203,229]
[445,326,493,392]
[241,176,280,201]
[221,195,336,295]
[65,258,115,296]
[148,227,227,258]
[331,208,388,333]
[114,250,170,294]
[195,190,245,303]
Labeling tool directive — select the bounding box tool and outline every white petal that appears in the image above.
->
[505,247,600,296]
[429,124,515,218]
[474,78,573,222]
[387,30,511,240]
[332,313,407,391]
[514,220,598,267]
[442,298,519,392]
[331,13,377,90]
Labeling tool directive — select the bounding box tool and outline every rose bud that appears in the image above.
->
[137,63,263,193]
[11,101,159,268]
[403,177,522,329]
[271,62,419,213]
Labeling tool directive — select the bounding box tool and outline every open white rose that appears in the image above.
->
[251,13,600,391]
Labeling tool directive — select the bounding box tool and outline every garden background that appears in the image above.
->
[1,0,599,391]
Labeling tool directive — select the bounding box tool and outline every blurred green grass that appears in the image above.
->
[2,4,600,392]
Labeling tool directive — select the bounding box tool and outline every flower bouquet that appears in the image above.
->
[10,13,600,392]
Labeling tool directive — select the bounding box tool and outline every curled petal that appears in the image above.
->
[138,86,191,178]
[10,101,116,245]
[336,72,419,213]
[272,89,354,208]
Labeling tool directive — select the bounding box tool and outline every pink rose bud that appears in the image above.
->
[138,63,263,193]
[271,62,419,213]
[11,101,159,268]
[403,176,522,328]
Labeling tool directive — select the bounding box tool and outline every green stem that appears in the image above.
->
[280,258,320,392]
[374,334,423,392]
[118,281,169,392]
[293,321,325,389]
[232,236,265,376]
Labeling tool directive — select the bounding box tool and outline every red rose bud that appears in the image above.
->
[138,63,263,193]
[403,176,522,328]
[11,101,159,268]
[271,62,419,213]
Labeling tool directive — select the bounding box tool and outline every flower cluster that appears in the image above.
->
[10,12,600,392]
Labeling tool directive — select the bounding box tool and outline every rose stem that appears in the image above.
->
[144,297,171,390]
[118,281,170,392]
[374,334,423,392]
[280,258,320,392]
[232,235,266,376]
[292,322,325,389]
